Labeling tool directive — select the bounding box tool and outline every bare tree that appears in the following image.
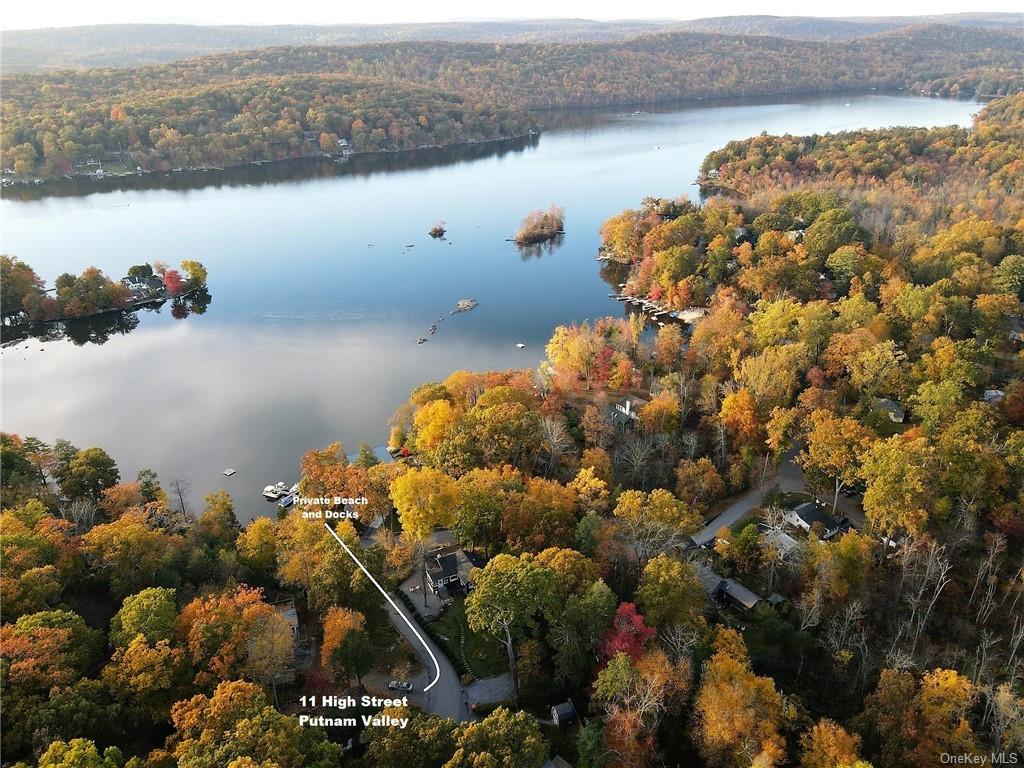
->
[661,623,700,661]
[538,415,573,477]
[58,499,97,533]
[824,600,865,657]
[1007,614,1024,669]
[970,534,1006,605]
[988,683,1024,753]
[797,580,823,632]
[618,516,692,566]
[907,541,952,657]
[972,630,1000,686]
[616,432,655,488]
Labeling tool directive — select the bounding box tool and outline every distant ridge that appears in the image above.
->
[3,14,1022,72]
[674,13,1024,40]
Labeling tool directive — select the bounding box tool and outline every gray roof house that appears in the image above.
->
[785,501,846,540]
[425,544,475,595]
[872,397,905,423]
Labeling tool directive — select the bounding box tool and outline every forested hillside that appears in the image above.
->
[701,92,1024,236]
[675,12,1024,40]
[4,14,1022,72]
[3,24,1021,178]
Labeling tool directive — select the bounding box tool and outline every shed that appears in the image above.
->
[551,701,577,726]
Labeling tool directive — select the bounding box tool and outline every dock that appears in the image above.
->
[610,293,709,324]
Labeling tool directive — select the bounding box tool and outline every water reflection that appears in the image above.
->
[516,234,565,260]
[1,288,213,346]
[2,136,541,202]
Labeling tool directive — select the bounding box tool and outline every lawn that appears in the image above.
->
[431,596,508,680]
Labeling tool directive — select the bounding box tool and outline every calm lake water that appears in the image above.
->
[1,94,979,519]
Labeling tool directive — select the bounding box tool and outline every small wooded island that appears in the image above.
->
[0,257,208,325]
[514,205,565,245]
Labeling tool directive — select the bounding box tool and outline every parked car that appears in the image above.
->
[388,680,413,692]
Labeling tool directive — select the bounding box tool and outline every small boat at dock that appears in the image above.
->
[262,482,288,500]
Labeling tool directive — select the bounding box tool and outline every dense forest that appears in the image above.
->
[3,24,1022,177]
[701,92,1024,236]
[3,91,1023,768]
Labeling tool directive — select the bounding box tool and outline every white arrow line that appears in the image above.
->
[323,523,441,692]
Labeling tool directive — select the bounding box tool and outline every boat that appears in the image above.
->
[417,337,428,344]
[262,482,288,500]
[222,468,236,476]
[277,494,296,510]
[516,343,526,349]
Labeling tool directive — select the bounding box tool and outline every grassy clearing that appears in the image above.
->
[432,597,507,679]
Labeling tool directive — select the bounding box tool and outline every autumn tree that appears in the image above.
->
[799,719,864,768]
[102,634,188,723]
[860,436,935,538]
[444,706,548,768]
[35,739,126,768]
[693,628,785,768]
[54,446,119,502]
[390,467,460,540]
[235,517,278,579]
[674,457,726,511]
[360,707,457,768]
[321,606,370,685]
[612,489,700,565]
[453,466,520,552]
[800,409,871,513]
[502,476,577,553]
[82,509,183,597]
[465,554,556,693]
[636,554,706,632]
[109,586,177,646]
[195,490,240,545]
[176,585,291,688]
[168,680,340,768]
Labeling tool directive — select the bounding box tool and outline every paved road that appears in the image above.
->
[381,597,471,721]
[692,450,865,545]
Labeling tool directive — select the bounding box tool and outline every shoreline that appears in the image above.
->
[0,130,541,196]
[1,89,983,200]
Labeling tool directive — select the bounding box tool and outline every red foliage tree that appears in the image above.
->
[600,602,655,660]
[163,269,185,296]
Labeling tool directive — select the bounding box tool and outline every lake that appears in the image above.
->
[0,93,980,519]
